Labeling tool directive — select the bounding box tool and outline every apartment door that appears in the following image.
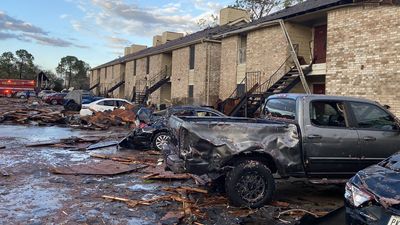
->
[314,25,327,64]
[313,84,325,94]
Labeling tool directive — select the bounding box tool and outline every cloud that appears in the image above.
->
[0,11,88,49]
[25,33,89,48]
[83,0,198,37]
[59,14,69,19]
[0,11,48,35]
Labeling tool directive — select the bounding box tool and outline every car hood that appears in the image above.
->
[351,153,400,208]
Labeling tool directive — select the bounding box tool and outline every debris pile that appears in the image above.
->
[0,97,138,130]
[0,98,66,125]
[76,104,137,130]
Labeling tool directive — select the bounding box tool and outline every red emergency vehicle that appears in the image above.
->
[0,79,35,97]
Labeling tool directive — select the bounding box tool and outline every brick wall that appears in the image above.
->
[171,42,221,105]
[326,5,400,116]
[124,60,135,99]
[171,47,190,104]
[246,25,290,83]
[207,42,222,105]
[220,36,239,99]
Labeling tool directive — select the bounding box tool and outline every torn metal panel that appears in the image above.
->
[167,116,302,177]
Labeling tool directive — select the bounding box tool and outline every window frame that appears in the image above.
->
[264,98,297,121]
[347,101,399,132]
[133,60,137,76]
[146,57,150,74]
[189,45,195,70]
[309,100,351,129]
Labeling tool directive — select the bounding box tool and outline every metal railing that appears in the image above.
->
[257,55,292,95]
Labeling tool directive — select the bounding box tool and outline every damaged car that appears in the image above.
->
[119,106,226,151]
[345,152,400,225]
[165,94,400,208]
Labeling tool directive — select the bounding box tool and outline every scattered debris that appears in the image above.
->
[0,168,10,176]
[86,141,119,150]
[26,136,107,151]
[50,160,147,176]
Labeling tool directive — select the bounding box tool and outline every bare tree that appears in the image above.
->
[231,0,304,20]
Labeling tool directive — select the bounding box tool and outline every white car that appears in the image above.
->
[80,98,133,117]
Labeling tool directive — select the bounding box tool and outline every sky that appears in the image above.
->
[0,0,231,72]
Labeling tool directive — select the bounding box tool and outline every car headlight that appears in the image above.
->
[345,182,374,207]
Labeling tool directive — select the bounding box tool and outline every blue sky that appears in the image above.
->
[0,0,231,72]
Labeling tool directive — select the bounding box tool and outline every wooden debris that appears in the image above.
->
[50,161,147,176]
[271,201,290,208]
[163,186,208,194]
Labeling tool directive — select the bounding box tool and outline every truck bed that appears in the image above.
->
[166,116,303,176]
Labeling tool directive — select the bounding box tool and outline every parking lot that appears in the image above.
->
[0,98,346,225]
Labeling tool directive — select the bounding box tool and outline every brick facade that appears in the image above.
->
[326,5,400,115]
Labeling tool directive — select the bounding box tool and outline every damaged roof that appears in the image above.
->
[91,0,357,70]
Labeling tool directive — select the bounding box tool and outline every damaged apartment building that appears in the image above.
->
[90,0,400,116]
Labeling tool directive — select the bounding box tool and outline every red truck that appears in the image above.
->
[0,79,36,97]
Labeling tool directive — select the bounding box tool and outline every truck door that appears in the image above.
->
[303,99,360,177]
[347,101,400,170]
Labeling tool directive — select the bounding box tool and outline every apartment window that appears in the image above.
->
[189,45,195,70]
[188,85,194,98]
[133,60,137,76]
[238,35,247,64]
[146,56,150,74]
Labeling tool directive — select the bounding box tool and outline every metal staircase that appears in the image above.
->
[89,78,100,91]
[107,74,125,94]
[134,67,171,105]
[220,57,312,118]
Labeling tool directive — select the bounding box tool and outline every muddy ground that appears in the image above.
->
[0,123,347,225]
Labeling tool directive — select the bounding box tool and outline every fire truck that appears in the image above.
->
[0,79,36,97]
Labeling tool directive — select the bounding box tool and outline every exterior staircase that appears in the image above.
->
[219,58,312,118]
[107,74,125,94]
[89,78,100,91]
[134,67,171,105]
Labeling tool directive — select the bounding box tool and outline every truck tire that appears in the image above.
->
[152,132,171,151]
[225,159,275,208]
[51,99,58,105]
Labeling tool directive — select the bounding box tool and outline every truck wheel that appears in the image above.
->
[225,160,275,208]
[51,100,58,105]
[152,132,171,151]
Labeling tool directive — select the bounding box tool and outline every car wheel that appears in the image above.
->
[225,159,275,208]
[20,95,26,99]
[6,93,12,98]
[152,132,171,151]
[51,99,58,105]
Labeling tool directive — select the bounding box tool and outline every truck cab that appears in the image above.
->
[263,94,400,178]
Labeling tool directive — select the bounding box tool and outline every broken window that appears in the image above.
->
[238,34,247,64]
[310,101,348,127]
[189,45,195,70]
[265,98,296,120]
